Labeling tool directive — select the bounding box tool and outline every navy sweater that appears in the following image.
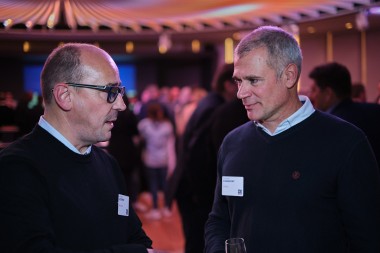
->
[205,111,380,253]
[0,126,152,253]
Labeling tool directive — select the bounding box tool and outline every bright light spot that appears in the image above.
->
[125,41,134,53]
[23,41,30,53]
[369,7,380,15]
[224,38,234,64]
[26,21,33,29]
[202,4,262,18]
[47,14,55,28]
[192,40,200,53]
[3,19,13,27]
[158,34,171,54]
[159,45,168,54]
[345,22,353,29]
[307,26,316,34]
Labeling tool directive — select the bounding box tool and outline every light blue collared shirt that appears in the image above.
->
[38,116,92,155]
[255,95,315,136]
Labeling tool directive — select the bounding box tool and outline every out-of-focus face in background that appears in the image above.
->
[309,81,331,111]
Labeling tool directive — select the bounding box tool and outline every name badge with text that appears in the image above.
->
[118,194,129,216]
[222,176,244,197]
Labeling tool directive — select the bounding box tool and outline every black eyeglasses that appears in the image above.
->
[65,82,125,103]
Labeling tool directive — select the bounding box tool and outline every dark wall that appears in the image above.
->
[135,53,217,96]
[0,48,218,100]
[0,56,24,100]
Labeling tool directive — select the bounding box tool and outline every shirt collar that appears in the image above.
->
[255,95,315,136]
[38,116,92,155]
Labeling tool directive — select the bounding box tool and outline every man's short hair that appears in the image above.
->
[309,62,352,99]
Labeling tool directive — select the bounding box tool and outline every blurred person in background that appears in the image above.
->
[309,62,380,169]
[351,82,367,103]
[169,63,237,253]
[376,80,380,104]
[138,102,176,220]
[108,95,148,213]
[137,84,176,132]
[174,86,207,138]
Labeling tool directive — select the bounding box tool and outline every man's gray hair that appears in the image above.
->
[235,26,302,81]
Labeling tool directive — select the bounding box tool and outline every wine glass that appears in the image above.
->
[225,237,247,253]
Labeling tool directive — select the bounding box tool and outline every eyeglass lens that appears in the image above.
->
[108,86,125,103]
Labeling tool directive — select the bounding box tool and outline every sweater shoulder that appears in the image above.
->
[0,127,46,163]
[312,110,366,138]
[222,111,366,146]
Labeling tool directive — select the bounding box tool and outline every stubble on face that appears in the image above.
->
[235,48,284,127]
[74,47,122,150]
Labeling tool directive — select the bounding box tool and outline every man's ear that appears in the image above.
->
[283,63,298,89]
[52,83,72,111]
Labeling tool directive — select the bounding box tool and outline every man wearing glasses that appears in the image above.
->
[0,43,154,253]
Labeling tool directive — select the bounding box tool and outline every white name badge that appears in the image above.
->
[222,176,244,197]
[118,194,129,216]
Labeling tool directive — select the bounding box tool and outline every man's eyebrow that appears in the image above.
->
[246,75,264,79]
[235,75,263,80]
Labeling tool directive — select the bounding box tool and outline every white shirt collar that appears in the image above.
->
[38,116,92,155]
[255,95,315,136]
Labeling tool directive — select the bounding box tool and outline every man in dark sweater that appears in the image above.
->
[0,43,153,253]
[308,62,380,169]
[204,26,380,253]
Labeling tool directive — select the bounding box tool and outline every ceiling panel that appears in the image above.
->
[0,0,378,38]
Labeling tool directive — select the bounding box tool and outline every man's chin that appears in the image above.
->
[247,112,260,121]
[98,132,112,143]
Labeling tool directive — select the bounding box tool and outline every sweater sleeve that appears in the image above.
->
[125,207,153,248]
[0,158,151,253]
[337,137,380,252]
[204,145,231,253]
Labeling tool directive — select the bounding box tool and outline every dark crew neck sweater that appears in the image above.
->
[205,111,380,253]
[0,125,152,253]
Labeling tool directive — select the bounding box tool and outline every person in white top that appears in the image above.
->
[138,102,176,220]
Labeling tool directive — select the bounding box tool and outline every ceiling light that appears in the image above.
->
[307,26,316,34]
[192,40,200,53]
[158,34,172,54]
[23,41,30,53]
[26,21,33,29]
[224,38,234,64]
[47,14,55,29]
[345,22,353,29]
[3,19,13,28]
[368,7,380,15]
[125,41,134,53]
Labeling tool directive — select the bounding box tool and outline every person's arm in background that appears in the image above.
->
[166,124,176,178]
